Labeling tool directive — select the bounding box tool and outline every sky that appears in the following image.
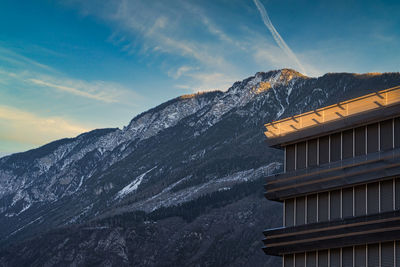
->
[1,0,399,156]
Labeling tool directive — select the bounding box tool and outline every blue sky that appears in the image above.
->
[1,0,399,156]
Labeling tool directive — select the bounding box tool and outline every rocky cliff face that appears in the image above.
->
[1,69,399,266]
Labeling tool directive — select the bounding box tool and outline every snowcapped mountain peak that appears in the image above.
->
[227,69,306,97]
[1,69,400,248]
[255,69,307,87]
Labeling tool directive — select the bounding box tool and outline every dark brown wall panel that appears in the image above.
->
[295,197,305,226]
[381,179,394,212]
[318,250,328,267]
[367,123,379,153]
[285,199,294,227]
[342,129,354,159]
[306,251,316,267]
[380,119,393,151]
[330,190,341,220]
[355,126,366,156]
[307,139,318,167]
[330,248,340,267]
[319,136,330,165]
[284,254,294,267]
[330,132,341,162]
[342,187,353,218]
[318,192,329,222]
[396,178,400,210]
[296,142,306,170]
[368,243,379,267]
[342,247,353,267]
[286,145,295,172]
[355,245,366,266]
[307,194,317,224]
[381,241,394,267]
[395,117,400,148]
[295,253,305,267]
[367,182,379,214]
[355,185,366,216]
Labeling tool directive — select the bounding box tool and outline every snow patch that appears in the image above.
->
[127,162,281,212]
[74,176,84,193]
[6,216,43,238]
[115,167,157,199]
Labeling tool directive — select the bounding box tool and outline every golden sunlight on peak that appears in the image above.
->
[277,69,308,86]
[180,91,217,99]
[353,72,382,77]
[366,72,382,76]
[364,72,382,76]
[253,81,271,94]
[180,93,203,99]
[281,69,307,78]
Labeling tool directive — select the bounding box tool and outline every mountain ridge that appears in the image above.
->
[1,69,400,266]
[1,68,395,161]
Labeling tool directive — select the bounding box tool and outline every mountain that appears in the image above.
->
[1,69,400,266]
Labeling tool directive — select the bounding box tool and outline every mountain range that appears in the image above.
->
[1,69,400,266]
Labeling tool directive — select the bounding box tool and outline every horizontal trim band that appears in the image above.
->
[264,216,400,240]
[265,226,400,248]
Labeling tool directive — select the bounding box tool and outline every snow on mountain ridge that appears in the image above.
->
[0,69,306,212]
[115,166,157,199]
[113,162,281,213]
[5,68,376,220]
[1,69,399,247]
[0,93,220,205]
[193,69,304,128]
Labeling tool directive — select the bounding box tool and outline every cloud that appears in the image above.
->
[29,78,121,103]
[253,0,307,75]
[181,2,247,51]
[0,46,56,73]
[65,0,316,92]
[168,66,196,79]
[0,67,141,105]
[0,105,90,146]
[0,45,142,105]
[67,0,241,90]
[0,46,143,154]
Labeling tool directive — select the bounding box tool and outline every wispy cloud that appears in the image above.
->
[253,0,307,75]
[29,78,121,103]
[67,0,243,91]
[66,0,316,92]
[0,46,56,73]
[180,2,245,50]
[0,105,89,146]
[0,46,141,105]
[58,0,327,97]
[168,65,196,79]
[0,45,145,154]
[0,67,141,105]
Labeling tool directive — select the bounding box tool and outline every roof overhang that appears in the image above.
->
[264,86,400,148]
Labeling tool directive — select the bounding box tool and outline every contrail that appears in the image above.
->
[253,0,307,75]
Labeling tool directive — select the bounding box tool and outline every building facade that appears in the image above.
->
[263,86,400,267]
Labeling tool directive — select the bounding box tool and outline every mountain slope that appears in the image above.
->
[1,69,400,266]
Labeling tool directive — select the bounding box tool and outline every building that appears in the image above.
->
[262,86,400,267]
